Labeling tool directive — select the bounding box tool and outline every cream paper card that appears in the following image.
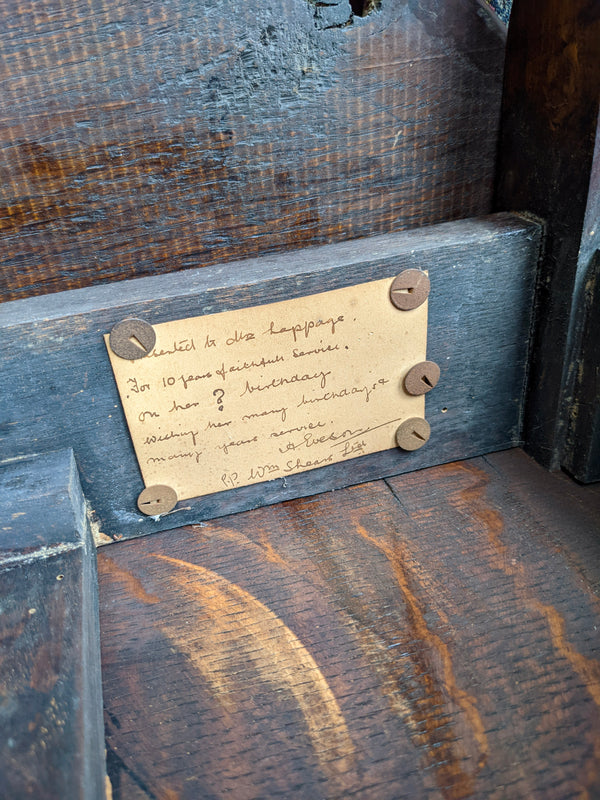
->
[105,277,427,501]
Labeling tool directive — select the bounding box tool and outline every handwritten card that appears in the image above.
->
[105,277,427,502]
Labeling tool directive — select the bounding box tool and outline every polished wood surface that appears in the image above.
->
[0,0,505,302]
[98,448,600,799]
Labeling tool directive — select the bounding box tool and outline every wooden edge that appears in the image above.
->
[494,0,600,469]
[562,249,600,482]
[0,213,534,328]
[475,0,509,32]
[0,450,107,799]
[0,214,543,542]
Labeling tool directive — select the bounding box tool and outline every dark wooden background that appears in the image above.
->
[0,0,505,302]
[3,0,600,797]
[495,0,600,478]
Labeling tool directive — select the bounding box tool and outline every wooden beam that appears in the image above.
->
[0,0,506,302]
[0,450,106,800]
[562,123,600,482]
[0,215,541,541]
[495,0,600,473]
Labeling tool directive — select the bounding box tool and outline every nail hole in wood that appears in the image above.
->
[349,0,381,16]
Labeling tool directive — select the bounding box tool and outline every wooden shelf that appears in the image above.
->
[98,448,600,799]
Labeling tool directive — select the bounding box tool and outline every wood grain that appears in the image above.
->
[0,450,106,800]
[563,248,600,482]
[0,0,505,302]
[0,215,541,541]
[495,0,600,473]
[562,117,600,482]
[98,448,600,799]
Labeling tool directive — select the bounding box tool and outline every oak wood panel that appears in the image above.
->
[562,135,600,482]
[495,0,600,472]
[0,450,106,800]
[0,215,541,541]
[98,448,600,799]
[0,0,505,302]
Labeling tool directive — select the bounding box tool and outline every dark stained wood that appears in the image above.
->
[0,450,106,800]
[0,0,506,302]
[0,215,541,541]
[98,447,600,799]
[563,248,600,482]
[562,118,600,483]
[495,0,600,472]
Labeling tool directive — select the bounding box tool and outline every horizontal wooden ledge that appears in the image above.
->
[0,214,542,542]
[0,213,536,327]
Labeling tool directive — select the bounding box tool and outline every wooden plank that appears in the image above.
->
[0,0,506,302]
[0,450,106,800]
[495,0,600,472]
[562,122,600,482]
[0,215,541,542]
[98,448,600,799]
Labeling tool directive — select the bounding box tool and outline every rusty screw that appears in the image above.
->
[396,418,431,451]
[389,269,430,310]
[137,485,178,516]
[109,318,156,360]
[404,361,440,396]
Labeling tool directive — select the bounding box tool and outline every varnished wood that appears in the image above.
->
[495,0,600,473]
[0,450,106,800]
[98,448,600,799]
[0,0,505,302]
[0,215,541,541]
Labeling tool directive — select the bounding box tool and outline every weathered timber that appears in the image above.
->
[0,450,106,800]
[495,0,600,473]
[563,247,600,482]
[0,215,541,541]
[562,126,600,482]
[98,448,600,800]
[0,0,506,302]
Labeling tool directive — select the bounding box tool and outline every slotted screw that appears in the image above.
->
[109,318,156,360]
[389,270,430,310]
[404,361,440,396]
[395,418,431,451]
[137,485,178,515]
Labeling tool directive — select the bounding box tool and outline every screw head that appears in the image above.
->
[109,318,156,360]
[404,361,440,396]
[137,485,178,515]
[390,270,430,310]
[396,418,431,451]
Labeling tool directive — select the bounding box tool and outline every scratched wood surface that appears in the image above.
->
[0,0,505,302]
[98,448,600,799]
